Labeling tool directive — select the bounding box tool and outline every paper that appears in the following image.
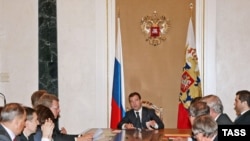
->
[93,128,104,140]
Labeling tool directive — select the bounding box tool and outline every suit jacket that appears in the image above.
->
[213,135,218,141]
[234,110,250,125]
[32,126,42,141]
[216,113,233,125]
[117,107,164,129]
[32,125,78,141]
[52,126,78,141]
[19,133,34,141]
[0,124,13,141]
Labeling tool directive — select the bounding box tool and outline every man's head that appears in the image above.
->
[188,101,210,125]
[128,92,142,111]
[23,107,39,135]
[31,90,47,108]
[190,97,202,105]
[234,90,250,115]
[38,93,60,119]
[192,115,217,140]
[1,103,26,135]
[201,94,223,119]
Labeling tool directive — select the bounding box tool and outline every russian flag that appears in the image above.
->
[110,17,126,129]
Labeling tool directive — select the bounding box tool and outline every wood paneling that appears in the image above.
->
[117,0,196,128]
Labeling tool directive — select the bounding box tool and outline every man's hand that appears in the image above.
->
[41,118,55,139]
[146,120,157,130]
[60,127,67,134]
[124,123,136,129]
[76,132,94,141]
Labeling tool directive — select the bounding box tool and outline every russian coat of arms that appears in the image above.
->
[140,11,170,46]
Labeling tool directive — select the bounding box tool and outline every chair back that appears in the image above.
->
[142,101,163,120]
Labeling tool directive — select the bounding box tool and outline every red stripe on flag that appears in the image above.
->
[110,98,123,129]
[177,103,191,129]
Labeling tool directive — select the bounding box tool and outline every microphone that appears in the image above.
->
[0,93,6,106]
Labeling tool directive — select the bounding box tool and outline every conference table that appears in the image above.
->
[84,128,192,141]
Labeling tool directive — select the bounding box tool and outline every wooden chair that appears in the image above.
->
[142,100,163,121]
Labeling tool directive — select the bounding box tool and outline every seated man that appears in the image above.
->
[117,92,164,130]
[171,101,212,141]
[201,94,233,125]
[192,115,218,141]
[188,101,210,125]
[31,90,47,108]
[0,103,26,141]
[37,93,93,141]
[19,106,54,141]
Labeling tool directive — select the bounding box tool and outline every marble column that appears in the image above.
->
[38,0,58,96]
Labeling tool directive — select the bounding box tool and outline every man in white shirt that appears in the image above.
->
[117,92,164,130]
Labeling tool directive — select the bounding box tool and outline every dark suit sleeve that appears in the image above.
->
[19,133,28,141]
[0,125,12,141]
[117,110,134,129]
[0,135,11,141]
[146,108,164,129]
[216,114,233,125]
[53,134,78,141]
[234,112,250,125]
[53,128,78,141]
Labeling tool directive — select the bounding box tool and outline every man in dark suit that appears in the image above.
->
[0,103,26,141]
[37,93,93,141]
[19,106,55,141]
[117,92,164,130]
[234,90,250,125]
[201,94,233,125]
[188,101,218,141]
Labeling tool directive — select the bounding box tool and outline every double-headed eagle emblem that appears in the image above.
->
[140,11,170,46]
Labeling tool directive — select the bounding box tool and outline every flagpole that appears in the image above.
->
[106,0,109,128]
[177,5,202,128]
[107,0,116,128]
[189,2,204,96]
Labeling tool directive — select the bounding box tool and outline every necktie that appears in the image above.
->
[135,112,142,129]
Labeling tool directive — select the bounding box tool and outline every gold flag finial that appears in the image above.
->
[189,3,193,18]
